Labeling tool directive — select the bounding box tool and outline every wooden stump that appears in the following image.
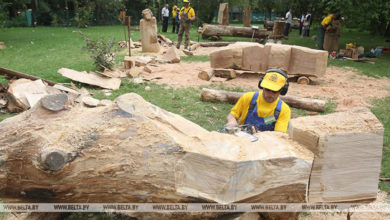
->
[218,3,229,25]
[213,69,237,79]
[272,21,285,36]
[198,70,213,81]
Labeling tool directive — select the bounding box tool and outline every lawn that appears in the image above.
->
[0,24,390,193]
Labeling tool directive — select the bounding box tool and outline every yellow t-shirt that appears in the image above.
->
[172,7,177,18]
[230,91,291,132]
[321,14,333,27]
[179,7,195,19]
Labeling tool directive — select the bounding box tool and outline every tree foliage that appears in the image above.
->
[1,0,389,35]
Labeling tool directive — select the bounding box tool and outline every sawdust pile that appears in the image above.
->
[145,63,390,111]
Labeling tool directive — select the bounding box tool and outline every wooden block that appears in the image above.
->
[265,43,291,72]
[210,42,259,70]
[124,56,134,69]
[198,70,213,81]
[242,44,270,72]
[288,109,384,202]
[289,46,328,77]
[213,69,236,79]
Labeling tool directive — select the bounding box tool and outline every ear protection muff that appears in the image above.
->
[258,68,289,96]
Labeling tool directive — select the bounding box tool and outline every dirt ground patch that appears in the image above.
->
[143,62,390,111]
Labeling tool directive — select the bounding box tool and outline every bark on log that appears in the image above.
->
[200,88,326,112]
[202,24,268,39]
[0,93,313,204]
[243,6,251,27]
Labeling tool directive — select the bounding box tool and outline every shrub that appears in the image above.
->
[75,31,116,71]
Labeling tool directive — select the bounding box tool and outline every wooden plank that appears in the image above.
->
[0,67,56,86]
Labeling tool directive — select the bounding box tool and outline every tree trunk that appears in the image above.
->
[200,88,326,112]
[218,3,229,25]
[243,6,251,27]
[202,24,268,39]
[0,93,314,205]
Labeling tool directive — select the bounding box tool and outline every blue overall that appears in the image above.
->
[244,92,282,131]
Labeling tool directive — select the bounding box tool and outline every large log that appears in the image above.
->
[202,24,268,40]
[210,42,260,69]
[289,109,384,202]
[0,93,313,205]
[217,3,229,25]
[200,88,326,112]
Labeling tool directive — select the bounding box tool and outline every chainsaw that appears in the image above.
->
[219,124,258,142]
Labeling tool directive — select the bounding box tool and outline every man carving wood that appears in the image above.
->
[226,69,291,133]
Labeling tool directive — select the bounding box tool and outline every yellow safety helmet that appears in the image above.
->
[173,5,177,9]
[183,0,189,3]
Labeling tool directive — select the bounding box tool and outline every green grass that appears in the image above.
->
[371,97,390,191]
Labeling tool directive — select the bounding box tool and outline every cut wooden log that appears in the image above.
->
[190,43,200,51]
[266,43,291,72]
[218,3,229,25]
[199,42,234,47]
[272,21,285,36]
[198,70,214,81]
[242,44,270,72]
[7,79,50,112]
[213,68,237,79]
[140,9,160,53]
[243,6,251,27]
[123,56,134,69]
[0,93,313,204]
[202,24,268,40]
[210,42,260,69]
[0,67,56,86]
[297,76,310,84]
[58,68,121,90]
[200,88,326,112]
[157,33,173,46]
[289,45,328,77]
[288,109,384,202]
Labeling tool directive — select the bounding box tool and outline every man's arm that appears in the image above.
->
[226,113,239,127]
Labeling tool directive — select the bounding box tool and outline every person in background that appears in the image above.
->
[226,69,291,133]
[171,5,178,33]
[283,9,292,36]
[299,13,305,36]
[176,0,195,50]
[324,14,342,53]
[301,11,311,37]
[318,13,338,50]
[175,7,180,34]
[161,4,169,32]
